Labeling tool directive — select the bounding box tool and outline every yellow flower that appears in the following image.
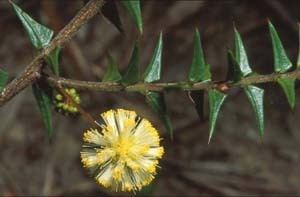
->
[80,109,164,192]
[54,88,80,114]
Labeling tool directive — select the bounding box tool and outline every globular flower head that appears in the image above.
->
[54,88,80,114]
[80,109,164,192]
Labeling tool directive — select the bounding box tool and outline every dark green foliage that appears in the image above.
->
[146,91,173,138]
[102,55,122,82]
[32,83,53,138]
[188,29,211,82]
[13,2,61,76]
[11,2,300,142]
[230,28,265,136]
[268,21,292,73]
[233,28,252,77]
[142,33,172,137]
[0,69,9,92]
[188,30,208,122]
[143,33,163,83]
[122,43,140,84]
[227,51,244,81]
[268,21,295,109]
[122,0,143,34]
[208,90,227,143]
[189,90,205,121]
[244,86,265,136]
[277,77,296,109]
[12,2,53,49]
[297,23,300,68]
[187,29,227,142]
[12,2,57,138]
[46,47,61,76]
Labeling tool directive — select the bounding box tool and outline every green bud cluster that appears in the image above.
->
[54,88,81,114]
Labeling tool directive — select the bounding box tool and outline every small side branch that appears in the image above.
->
[0,0,104,107]
[46,69,300,93]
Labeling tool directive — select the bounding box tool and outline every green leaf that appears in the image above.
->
[208,89,227,143]
[0,69,9,92]
[122,43,140,84]
[227,28,253,82]
[146,91,173,139]
[188,29,211,82]
[143,33,163,83]
[32,83,53,138]
[101,0,123,33]
[122,0,143,34]
[11,2,53,49]
[277,77,296,109]
[102,55,122,82]
[268,21,292,73]
[297,23,300,68]
[45,47,61,75]
[189,90,205,121]
[187,29,214,124]
[244,85,264,136]
[233,27,252,76]
[227,51,243,81]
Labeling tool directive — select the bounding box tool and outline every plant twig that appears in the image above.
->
[0,0,104,107]
[46,69,300,93]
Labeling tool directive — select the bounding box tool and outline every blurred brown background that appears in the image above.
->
[1,0,300,196]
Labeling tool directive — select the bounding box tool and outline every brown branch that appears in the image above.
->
[0,0,104,107]
[45,69,300,93]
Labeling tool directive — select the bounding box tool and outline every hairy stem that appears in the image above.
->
[0,0,104,107]
[46,69,300,93]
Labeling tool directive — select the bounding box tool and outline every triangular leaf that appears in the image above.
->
[244,85,264,136]
[146,91,173,139]
[0,69,9,92]
[45,47,61,75]
[101,0,123,33]
[277,77,296,109]
[122,0,143,34]
[11,2,53,49]
[268,21,292,73]
[227,51,243,81]
[122,43,140,84]
[233,27,252,76]
[102,55,122,82]
[208,89,227,143]
[189,90,205,121]
[32,83,53,138]
[143,33,163,83]
[188,29,211,82]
